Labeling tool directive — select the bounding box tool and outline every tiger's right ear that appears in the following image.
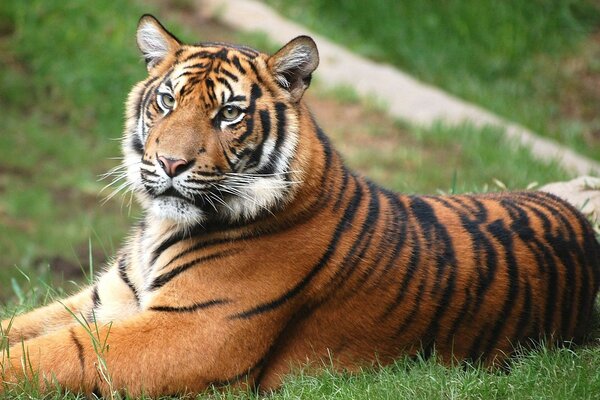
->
[136,15,181,72]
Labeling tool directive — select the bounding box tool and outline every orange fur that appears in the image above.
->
[2,15,599,397]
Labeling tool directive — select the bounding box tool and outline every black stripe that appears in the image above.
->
[216,76,233,99]
[213,48,229,61]
[467,321,489,362]
[182,50,214,63]
[431,196,501,329]
[516,201,560,335]
[257,102,287,175]
[247,109,271,169]
[248,61,263,82]
[130,132,144,154]
[323,179,380,291]
[157,216,303,273]
[236,84,262,144]
[445,287,473,345]
[205,78,217,102]
[91,285,101,308]
[407,197,457,345]
[376,190,409,279]
[482,219,519,357]
[333,167,350,212]
[520,194,580,319]
[410,197,457,291]
[150,249,240,290]
[150,228,198,267]
[118,257,140,304]
[228,94,247,103]
[236,48,259,59]
[314,125,337,207]
[221,68,239,82]
[70,328,85,373]
[88,285,101,322]
[150,299,230,313]
[498,199,550,333]
[514,192,595,333]
[273,102,287,153]
[381,207,421,320]
[393,273,428,336]
[184,62,207,70]
[515,280,533,341]
[353,191,396,287]
[231,55,246,74]
[231,182,364,319]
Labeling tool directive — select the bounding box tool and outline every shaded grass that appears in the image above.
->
[266,0,600,161]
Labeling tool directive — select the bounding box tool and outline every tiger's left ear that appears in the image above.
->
[268,36,319,102]
[136,14,181,72]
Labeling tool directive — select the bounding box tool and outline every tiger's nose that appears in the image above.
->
[157,156,192,178]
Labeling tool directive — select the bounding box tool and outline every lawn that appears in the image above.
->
[0,0,597,399]
[266,0,600,161]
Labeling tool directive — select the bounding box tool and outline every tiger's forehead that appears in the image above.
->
[172,42,263,74]
[160,43,266,107]
[177,41,262,60]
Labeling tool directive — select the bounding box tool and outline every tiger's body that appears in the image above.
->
[1,15,599,397]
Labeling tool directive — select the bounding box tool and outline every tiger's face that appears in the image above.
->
[122,16,318,226]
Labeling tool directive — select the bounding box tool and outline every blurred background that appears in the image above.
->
[1,0,600,303]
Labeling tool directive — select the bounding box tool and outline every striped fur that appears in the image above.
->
[1,15,599,397]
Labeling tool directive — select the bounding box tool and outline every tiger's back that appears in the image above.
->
[266,181,600,371]
[234,155,600,385]
[2,15,599,397]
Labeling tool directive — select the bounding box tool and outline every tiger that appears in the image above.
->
[1,14,599,397]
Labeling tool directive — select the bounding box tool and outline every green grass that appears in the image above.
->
[0,1,596,399]
[0,0,150,298]
[266,0,600,161]
[310,85,569,195]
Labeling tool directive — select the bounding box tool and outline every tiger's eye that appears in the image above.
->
[221,106,241,120]
[159,93,175,110]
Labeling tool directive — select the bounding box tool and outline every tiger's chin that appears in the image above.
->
[149,196,206,227]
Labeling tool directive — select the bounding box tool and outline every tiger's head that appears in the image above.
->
[122,15,319,227]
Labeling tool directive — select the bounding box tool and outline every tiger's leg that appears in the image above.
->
[1,258,138,345]
[1,310,272,397]
[1,287,95,344]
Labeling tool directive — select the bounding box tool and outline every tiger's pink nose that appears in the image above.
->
[157,156,191,178]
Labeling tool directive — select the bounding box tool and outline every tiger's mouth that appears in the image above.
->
[157,186,188,201]
[152,184,225,213]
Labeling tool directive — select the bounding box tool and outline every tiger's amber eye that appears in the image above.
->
[158,93,175,110]
[221,106,241,120]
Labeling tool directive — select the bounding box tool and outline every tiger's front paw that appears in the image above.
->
[0,345,34,394]
[0,329,102,396]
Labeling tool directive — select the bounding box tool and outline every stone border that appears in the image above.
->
[199,0,600,176]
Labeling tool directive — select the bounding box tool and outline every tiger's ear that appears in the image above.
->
[136,14,181,72]
[268,36,319,102]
